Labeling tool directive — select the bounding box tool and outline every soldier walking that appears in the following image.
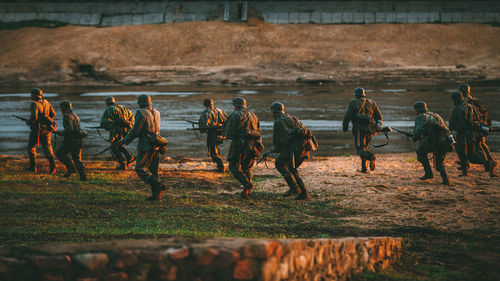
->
[26,88,57,174]
[412,101,451,185]
[100,97,135,170]
[55,101,87,181]
[198,98,228,172]
[449,91,493,177]
[264,102,312,200]
[342,87,382,173]
[122,94,167,201]
[459,84,496,176]
[223,97,264,199]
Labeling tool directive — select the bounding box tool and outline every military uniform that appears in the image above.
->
[100,100,135,169]
[123,95,167,201]
[269,104,311,200]
[342,88,382,173]
[198,101,228,172]
[223,97,264,198]
[413,103,450,184]
[26,88,57,174]
[55,101,87,181]
[449,91,491,176]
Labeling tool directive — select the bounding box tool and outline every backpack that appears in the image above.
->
[116,104,134,132]
[354,99,381,133]
[465,103,483,131]
[282,114,318,152]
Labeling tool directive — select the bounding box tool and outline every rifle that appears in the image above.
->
[12,114,29,123]
[373,127,392,148]
[94,143,121,162]
[392,128,413,141]
[185,120,199,130]
[257,151,274,168]
[185,120,223,131]
[86,126,110,142]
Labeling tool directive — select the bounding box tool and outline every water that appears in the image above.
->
[1,85,499,159]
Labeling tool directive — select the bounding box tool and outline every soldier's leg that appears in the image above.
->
[363,133,376,171]
[229,154,253,198]
[275,155,300,197]
[70,141,86,181]
[27,131,38,172]
[146,151,166,200]
[56,141,76,177]
[354,132,367,173]
[111,142,126,169]
[478,136,496,176]
[291,156,309,200]
[435,151,449,185]
[118,140,134,164]
[417,146,433,180]
[455,134,469,176]
[209,142,224,172]
[40,130,56,175]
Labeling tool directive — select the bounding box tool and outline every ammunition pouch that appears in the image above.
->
[148,132,168,147]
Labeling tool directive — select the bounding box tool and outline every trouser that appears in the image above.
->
[417,145,448,183]
[354,130,375,171]
[28,129,55,170]
[111,140,134,165]
[135,149,162,193]
[477,136,494,162]
[455,133,488,174]
[56,138,86,179]
[275,151,308,193]
[228,152,256,190]
[207,137,224,170]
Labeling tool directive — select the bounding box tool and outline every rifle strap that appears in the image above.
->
[357,98,367,115]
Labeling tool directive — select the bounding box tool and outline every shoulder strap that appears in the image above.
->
[357,99,367,114]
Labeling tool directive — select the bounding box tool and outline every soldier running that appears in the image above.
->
[413,101,451,185]
[223,97,264,199]
[122,94,167,201]
[198,98,228,172]
[342,87,382,173]
[26,88,57,174]
[264,102,312,200]
[459,84,496,177]
[100,96,135,170]
[55,101,87,181]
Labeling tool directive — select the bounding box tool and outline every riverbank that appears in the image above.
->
[1,21,500,87]
[1,153,499,279]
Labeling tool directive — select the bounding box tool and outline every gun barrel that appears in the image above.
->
[12,114,28,122]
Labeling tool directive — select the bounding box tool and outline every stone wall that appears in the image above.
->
[0,1,499,25]
[0,237,402,281]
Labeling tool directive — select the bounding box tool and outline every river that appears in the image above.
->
[1,85,499,159]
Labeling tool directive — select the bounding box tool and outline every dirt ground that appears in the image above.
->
[166,152,500,236]
[1,21,500,86]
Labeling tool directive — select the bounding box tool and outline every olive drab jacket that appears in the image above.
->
[28,98,56,131]
[413,111,449,150]
[123,106,161,152]
[272,113,308,151]
[199,106,228,142]
[100,104,134,143]
[342,97,382,134]
[61,110,81,139]
[223,107,263,160]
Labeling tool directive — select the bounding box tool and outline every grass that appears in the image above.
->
[0,158,498,281]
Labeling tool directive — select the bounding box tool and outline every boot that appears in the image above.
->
[240,183,253,199]
[116,163,127,170]
[294,176,309,200]
[419,160,433,180]
[126,156,135,167]
[215,158,225,173]
[146,180,166,201]
[489,160,497,178]
[78,169,87,181]
[360,158,368,173]
[283,175,299,197]
[48,156,56,175]
[369,156,376,171]
[27,156,37,173]
[439,169,450,186]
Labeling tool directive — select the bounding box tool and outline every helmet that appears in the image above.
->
[413,101,428,112]
[30,88,43,100]
[60,100,72,111]
[137,94,152,108]
[270,102,285,113]
[203,98,214,107]
[232,97,246,108]
[451,91,464,103]
[105,96,116,106]
[458,84,470,95]
[354,87,366,98]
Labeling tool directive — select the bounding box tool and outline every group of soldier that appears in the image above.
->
[23,83,495,201]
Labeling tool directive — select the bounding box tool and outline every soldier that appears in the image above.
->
[264,102,311,200]
[122,94,167,201]
[55,101,87,181]
[26,87,57,174]
[198,98,228,172]
[412,101,451,185]
[342,87,382,173]
[449,91,494,177]
[100,96,135,170]
[459,84,496,176]
[223,97,264,199]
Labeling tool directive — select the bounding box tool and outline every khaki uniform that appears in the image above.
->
[465,95,494,164]
[342,97,382,172]
[223,107,263,192]
[198,106,228,171]
[100,104,135,166]
[272,112,310,197]
[27,98,56,172]
[56,110,86,180]
[123,106,165,195]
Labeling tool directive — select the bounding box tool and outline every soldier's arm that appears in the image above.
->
[412,115,424,142]
[27,101,38,126]
[198,111,209,129]
[123,111,145,145]
[342,101,356,131]
[100,108,113,130]
[372,101,382,123]
[273,120,288,152]
[223,113,240,138]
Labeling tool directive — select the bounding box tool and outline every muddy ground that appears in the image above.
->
[1,21,500,87]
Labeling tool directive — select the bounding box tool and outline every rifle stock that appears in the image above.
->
[12,114,29,122]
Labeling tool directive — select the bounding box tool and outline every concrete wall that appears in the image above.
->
[0,1,499,25]
[0,237,402,281]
